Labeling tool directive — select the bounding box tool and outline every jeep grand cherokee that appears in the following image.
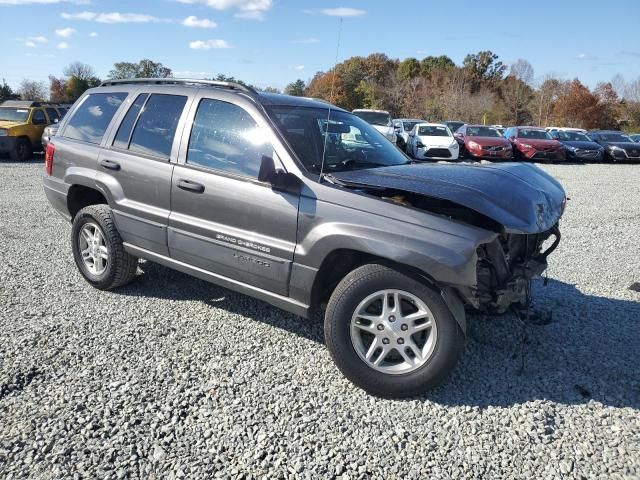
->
[42,79,565,397]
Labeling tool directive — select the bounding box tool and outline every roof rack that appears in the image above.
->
[98,78,257,95]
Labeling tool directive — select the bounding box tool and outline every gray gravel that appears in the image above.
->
[1,158,639,479]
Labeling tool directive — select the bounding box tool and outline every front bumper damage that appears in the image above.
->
[459,225,561,313]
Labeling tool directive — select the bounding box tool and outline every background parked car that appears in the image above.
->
[546,127,587,134]
[454,124,513,160]
[352,109,396,142]
[491,125,506,136]
[504,126,566,162]
[0,100,61,160]
[392,118,424,151]
[588,130,640,162]
[41,107,68,149]
[407,123,459,160]
[440,120,465,134]
[548,130,604,162]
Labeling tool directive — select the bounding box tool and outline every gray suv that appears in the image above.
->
[43,79,566,397]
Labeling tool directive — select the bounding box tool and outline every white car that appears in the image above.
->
[352,109,396,142]
[392,118,425,150]
[406,123,459,161]
[546,127,587,134]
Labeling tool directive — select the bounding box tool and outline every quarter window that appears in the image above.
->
[187,98,273,179]
[32,110,46,125]
[129,94,187,158]
[113,93,148,150]
[64,93,128,144]
[45,108,59,122]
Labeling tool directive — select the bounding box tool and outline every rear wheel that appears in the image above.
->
[10,138,32,162]
[71,205,139,290]
[324,264,464,398]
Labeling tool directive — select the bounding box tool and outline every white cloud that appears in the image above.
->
[55,27,76,38]
[292,37,319,44]
[61,11,164,23]
[189,39,230,50]
[57,41,69,49]
[0,0,88,4]
[182,15,216,28]
[23,35,47,47]
[177,0,272,20]
[319,7,366,17]
[294,65,304,70]
[89,31,98,37]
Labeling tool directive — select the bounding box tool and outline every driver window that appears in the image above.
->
[187,98,274,179]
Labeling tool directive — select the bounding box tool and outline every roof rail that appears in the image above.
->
[99,77,257,95]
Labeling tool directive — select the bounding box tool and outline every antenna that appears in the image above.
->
[318,17,343,183]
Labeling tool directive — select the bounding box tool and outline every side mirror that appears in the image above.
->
[54,118,59,124]
[258,155,298,192]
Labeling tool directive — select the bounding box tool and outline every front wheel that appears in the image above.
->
[324,264,464,398]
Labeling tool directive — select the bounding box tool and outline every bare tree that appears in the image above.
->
[63,62,97,81]
[510,59,534,86]
[531,74,562,126]
[18,79,47,101]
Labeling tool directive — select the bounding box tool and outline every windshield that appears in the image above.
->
[519,129,551,140]
[267,106,409,174]
[556,131,591,142]
[0,107,30,122]
[353,111,391,127]
[418,125,451,137]
[402,121,419,132]
[445,122,464,133]
[600,132,632,142]
[467,126,501,138]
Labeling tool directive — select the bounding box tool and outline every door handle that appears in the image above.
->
[177,179,205,193]
[100,159,121,171]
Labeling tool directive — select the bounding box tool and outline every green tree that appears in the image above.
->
[0,79,19,102]
[398,58,421,81]
[463,50,506,89]
[108,59,172,79]
[420,55,455,76]
[284,79,306,96]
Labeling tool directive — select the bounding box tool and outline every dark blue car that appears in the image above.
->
[549,130,604,162]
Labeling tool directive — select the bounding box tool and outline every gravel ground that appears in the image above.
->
[0,158,638,479]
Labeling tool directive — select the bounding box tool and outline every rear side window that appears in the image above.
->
[32,110,46,124]
[129,94,187,158]
[112,93,148,150]
[64,93,127,144]
[45,108,59,122]
[186,98,273,179]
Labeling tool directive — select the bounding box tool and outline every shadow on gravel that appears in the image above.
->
[119,263,640,409]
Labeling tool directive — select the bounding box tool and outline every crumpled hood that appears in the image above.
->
[419,135,455,147]
[333,162,566,234]
[0,121,25,130]
[561,140,601,149]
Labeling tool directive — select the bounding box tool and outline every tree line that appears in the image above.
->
[287,51,640,131]
[3,52,639,131]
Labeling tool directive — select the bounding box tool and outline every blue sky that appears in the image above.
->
[2,0,640,91]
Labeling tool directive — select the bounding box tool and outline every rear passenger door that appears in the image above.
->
[97,90,192,256]
[168,93,300,296]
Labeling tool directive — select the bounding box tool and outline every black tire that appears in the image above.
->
[71,204,138,290]
[10,138,32,162]
[324,264,464,398]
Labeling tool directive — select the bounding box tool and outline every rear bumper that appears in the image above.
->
[0,136,17,154]
[43,175,72,221]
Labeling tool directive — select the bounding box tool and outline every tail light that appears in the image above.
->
[45,143,55,176]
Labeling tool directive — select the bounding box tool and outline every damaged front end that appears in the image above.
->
[332,162,567,313]
[464,226,561,313]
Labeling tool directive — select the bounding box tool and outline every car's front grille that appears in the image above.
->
[481,145,505,151]
[624,148,640,158]
[575,149,600,157]
[425,148,451,158]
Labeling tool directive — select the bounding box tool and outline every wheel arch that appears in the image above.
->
[67,184,108,220]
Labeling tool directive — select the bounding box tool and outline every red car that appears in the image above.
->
[454,125,513,160]
[504,126,566,161]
